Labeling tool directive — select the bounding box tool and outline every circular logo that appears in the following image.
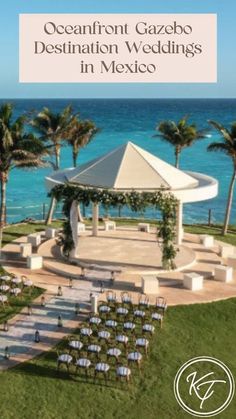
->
[174,356,235,417]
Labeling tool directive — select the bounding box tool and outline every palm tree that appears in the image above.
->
[0,103,49,249]
[64,118,98,221]
[31,105,74,169]
[155,116,207,168]
[208,120,236,235]
[31,106,75,224]
[65,118,98,167]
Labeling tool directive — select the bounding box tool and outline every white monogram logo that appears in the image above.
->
[187,371,226,409]
[174,357,235,417]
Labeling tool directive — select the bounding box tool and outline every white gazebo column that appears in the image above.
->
[92,202,99,236]
[77,202,84,222]
[176,201,183,245]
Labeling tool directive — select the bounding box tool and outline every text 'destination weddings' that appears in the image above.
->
[19,14,217,83]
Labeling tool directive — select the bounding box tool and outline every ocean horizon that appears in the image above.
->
[1,98,236,225]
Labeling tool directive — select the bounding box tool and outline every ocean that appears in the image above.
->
[1,98,236,225]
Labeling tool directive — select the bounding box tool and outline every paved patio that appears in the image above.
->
[0,228,236,369]
[68,227,196,272]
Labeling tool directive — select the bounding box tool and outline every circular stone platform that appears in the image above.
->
[69,227,195,274]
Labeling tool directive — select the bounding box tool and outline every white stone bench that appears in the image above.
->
[27,234,41,247]
[77,222,86,234]
[219,244,235,258]
[138,223,150,233]
[214,265,233,283]
[200,234,214,248]
[227,256,236,270]
[104,221,116,231]
[141,275,159,294]
[20,243,32,258]
[27,254,43,270]
[45,227,57,239]
[183,272,203,291]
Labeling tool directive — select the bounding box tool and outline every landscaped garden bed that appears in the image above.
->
[0,253,44,325]
[0,283,44,325]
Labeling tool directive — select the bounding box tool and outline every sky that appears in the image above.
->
[0,0,235,98]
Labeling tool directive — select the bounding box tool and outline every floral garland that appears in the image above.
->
[51,184,178,269]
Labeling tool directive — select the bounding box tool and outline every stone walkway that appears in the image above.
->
[0,239,110,369]
[1,230,236,369]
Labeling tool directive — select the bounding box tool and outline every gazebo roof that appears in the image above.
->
[47,142,198,191]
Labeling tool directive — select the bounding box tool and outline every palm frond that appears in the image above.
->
[207,142,234,156]
[207,120,236,167]
[230,122,236,139]
[156,117,208,150]
[0,103,13,124]
[30,106,74,148]
[13,159,49,169]
[208,120,232,142]
[65,119,99,149]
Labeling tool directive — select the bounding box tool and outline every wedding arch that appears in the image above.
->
[51,184,178,270]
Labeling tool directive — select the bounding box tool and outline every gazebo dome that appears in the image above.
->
[46,141,199,191]
[45,141,218,246]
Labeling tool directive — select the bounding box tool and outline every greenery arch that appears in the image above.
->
[51,184,178,270]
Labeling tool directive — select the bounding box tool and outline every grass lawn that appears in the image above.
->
[185,224,236,246]
[0,286,43,325]
[2,220,63,246]
[3,219,236,247]
[0,298,236,419]
[1,221,53,324]
[1,220,236,418]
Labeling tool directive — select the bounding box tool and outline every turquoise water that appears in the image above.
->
[1,98,236,224]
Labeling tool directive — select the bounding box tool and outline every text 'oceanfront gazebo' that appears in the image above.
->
[46,141,218,248]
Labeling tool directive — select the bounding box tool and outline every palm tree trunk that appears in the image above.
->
[175,149,180,169]
[46,144,60,225]
[73,151,77,168]
[0,174,7,249]
[55,146,60,170]
[72,149,83,219]
[222,169,236,235]
[46,196,56,225]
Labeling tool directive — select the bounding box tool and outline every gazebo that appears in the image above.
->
[46,141,218,249]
